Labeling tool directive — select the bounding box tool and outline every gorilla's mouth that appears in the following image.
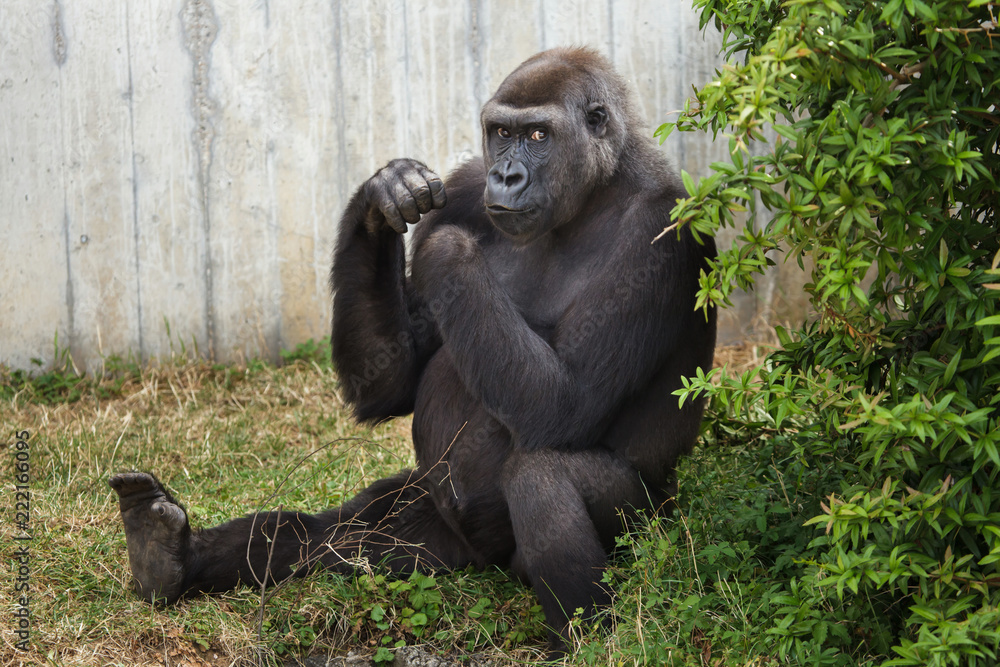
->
[486,204,532,215]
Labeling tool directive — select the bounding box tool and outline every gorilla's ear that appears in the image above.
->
[585,103,609,138]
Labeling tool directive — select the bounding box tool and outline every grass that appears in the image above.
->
[1,341,784,667]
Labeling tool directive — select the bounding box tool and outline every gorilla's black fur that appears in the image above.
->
[110,47,716,655]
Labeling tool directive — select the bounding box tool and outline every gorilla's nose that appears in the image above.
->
[487,159,529,201]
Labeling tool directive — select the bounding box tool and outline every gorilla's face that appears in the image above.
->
[481,104,557,241]
[480,67,616,243]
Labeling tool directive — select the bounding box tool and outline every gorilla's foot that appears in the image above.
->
[109,472,191,604]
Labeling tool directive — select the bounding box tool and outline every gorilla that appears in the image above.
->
[110,47,716,655]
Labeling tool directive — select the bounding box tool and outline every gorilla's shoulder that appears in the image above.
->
[624,163,715,255]
[621,165,686,226]
[445,158,488,191]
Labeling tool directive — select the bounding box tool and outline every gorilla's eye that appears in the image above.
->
[530,129,547,142]
[497,127,511,139]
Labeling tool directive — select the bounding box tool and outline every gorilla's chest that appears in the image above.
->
[484,241,599,340]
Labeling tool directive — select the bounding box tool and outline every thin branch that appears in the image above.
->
[652,221,680,243]
[874,61,908,83]
[255,504,283,657]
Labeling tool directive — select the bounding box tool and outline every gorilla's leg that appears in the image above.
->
[110,468,475,603]
[501,449,650,653]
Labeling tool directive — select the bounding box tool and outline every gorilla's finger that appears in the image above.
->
[416,164,448,209]
[400,168,435,215]
[382,200,408,233]
[392,180,422,225]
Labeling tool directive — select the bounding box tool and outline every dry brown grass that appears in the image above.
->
[713,341,776,375]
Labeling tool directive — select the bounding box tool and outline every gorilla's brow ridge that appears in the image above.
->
[482,102,575,128]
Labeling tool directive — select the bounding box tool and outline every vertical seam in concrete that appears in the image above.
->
[51,0,67,66]
[54,1,73,362]
[181,0,219,358]
[468,0,485,113]
[607,0,615,62]
[266,138,280,358]
[363,10,374,168]
[331,1,349,251]
[676,5,687,173]
[401,0,411,155]
[62,207,75,361]
[263,32,280,359]
[329,0,351,321]
[539,0,546,50]
[125,5,144,359]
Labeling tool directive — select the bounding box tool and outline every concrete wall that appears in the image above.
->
[1,0,772,372]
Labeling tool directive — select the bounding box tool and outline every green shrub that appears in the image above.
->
[662,0,1000,664]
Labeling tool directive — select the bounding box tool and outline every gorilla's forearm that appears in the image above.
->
[414,227,615,451]
[331,192,437,421]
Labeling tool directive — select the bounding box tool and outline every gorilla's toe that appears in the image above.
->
[109,472,190,604]
[110,471,164,506]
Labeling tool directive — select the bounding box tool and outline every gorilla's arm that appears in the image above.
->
[331,159,447,421]
[413,206,704,452]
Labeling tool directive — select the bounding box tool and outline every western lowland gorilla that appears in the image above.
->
[109,47,716,654]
